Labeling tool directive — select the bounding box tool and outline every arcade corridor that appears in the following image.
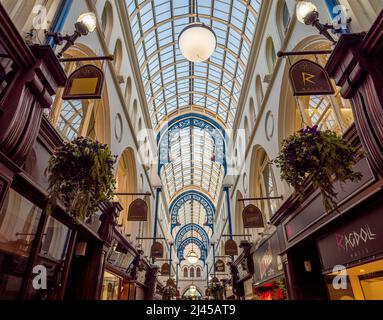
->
[0,0,383,301]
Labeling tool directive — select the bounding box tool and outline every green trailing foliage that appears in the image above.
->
[162,286,177,300]
[273,126,363,212]
[208,278,224,300]
[46,137,117,220]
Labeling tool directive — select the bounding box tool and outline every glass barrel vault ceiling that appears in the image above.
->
[161,125,224,204]
[126,0,262,128]
[125,0,262,260]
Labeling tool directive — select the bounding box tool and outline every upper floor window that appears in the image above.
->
[196,267,201,278]
[183,267,188,278]
[266,37,277,75]
[282,1,291,31]
[190,267,195,278]
[101,1,113,44]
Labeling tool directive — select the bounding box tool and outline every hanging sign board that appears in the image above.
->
[289,59,335,96]
[150,242,164,258]
[128,199,148,221]
[225,239,238,256]
[242,204,264,228]
[161,263,171,276]
[215,259,226,273]
[62,64,104,100]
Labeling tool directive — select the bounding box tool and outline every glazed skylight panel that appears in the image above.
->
[160,126,223,202]
[125,0,261,128]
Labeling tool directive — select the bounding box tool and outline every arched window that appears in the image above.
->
[282,1,291,31]
[294,53,353,134]
[137,117,143,134]
[249,97,256,124]
[113,39,123,76]
[190,267,195,278]
[115,148,138,233]
[266,37,277,75]
[183,267,188,278]
[131,100,138,126]
[56,99,85,141]
[101,1,113,44]
[250,147,279,223]
[255,75,264,109]
[125,77,132,108]
[244,116,250,144]
[50,60,109,142]
[196,267,201,278]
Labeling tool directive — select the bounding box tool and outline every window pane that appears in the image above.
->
[0,189,42,299]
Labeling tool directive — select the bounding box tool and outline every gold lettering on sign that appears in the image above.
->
[302,72,315,86]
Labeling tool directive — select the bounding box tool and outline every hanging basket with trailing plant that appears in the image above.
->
[208,278,224,300]
[273,126,363,212]
[46,137,116,220]
[162,286,176,300]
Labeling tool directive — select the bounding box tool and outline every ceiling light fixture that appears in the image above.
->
[187,223,199,264]
[179,0,217,62]
[187,250,199,264]
[46,12,97,57]
[295,1,350,44]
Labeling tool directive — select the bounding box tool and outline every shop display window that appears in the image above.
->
[101,271,122,300]
[325,259,383,300]
[253,278,287,300]
[26,216,72,300]
[0,189,42,299]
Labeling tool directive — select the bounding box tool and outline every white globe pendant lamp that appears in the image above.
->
[187,250,199,264]
[179,0,216,62]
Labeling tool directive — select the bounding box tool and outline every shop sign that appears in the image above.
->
[137,270,146,284]
[215,259,226,273]
[128,199,148,221]
[242,204,264,229]
[237,259,250,281]
[150,242,164,258]
[317,202,383,270]
[63,64,104,100]
[289,59,334,96]
[253,233,281,284]
[225,239,238,256]
[161,263,171,276]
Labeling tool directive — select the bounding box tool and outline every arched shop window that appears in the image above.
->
[294,53,354,134]
[196,267,201,278]
[190,267,195,278]
[183,267,188,278]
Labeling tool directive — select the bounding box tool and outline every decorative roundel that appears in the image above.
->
[265,111,274,141]
[115,113,123,142]
[243,173,248,194]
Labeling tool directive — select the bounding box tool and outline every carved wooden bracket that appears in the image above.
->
[325,10,383,176]
[0,5,66,167]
